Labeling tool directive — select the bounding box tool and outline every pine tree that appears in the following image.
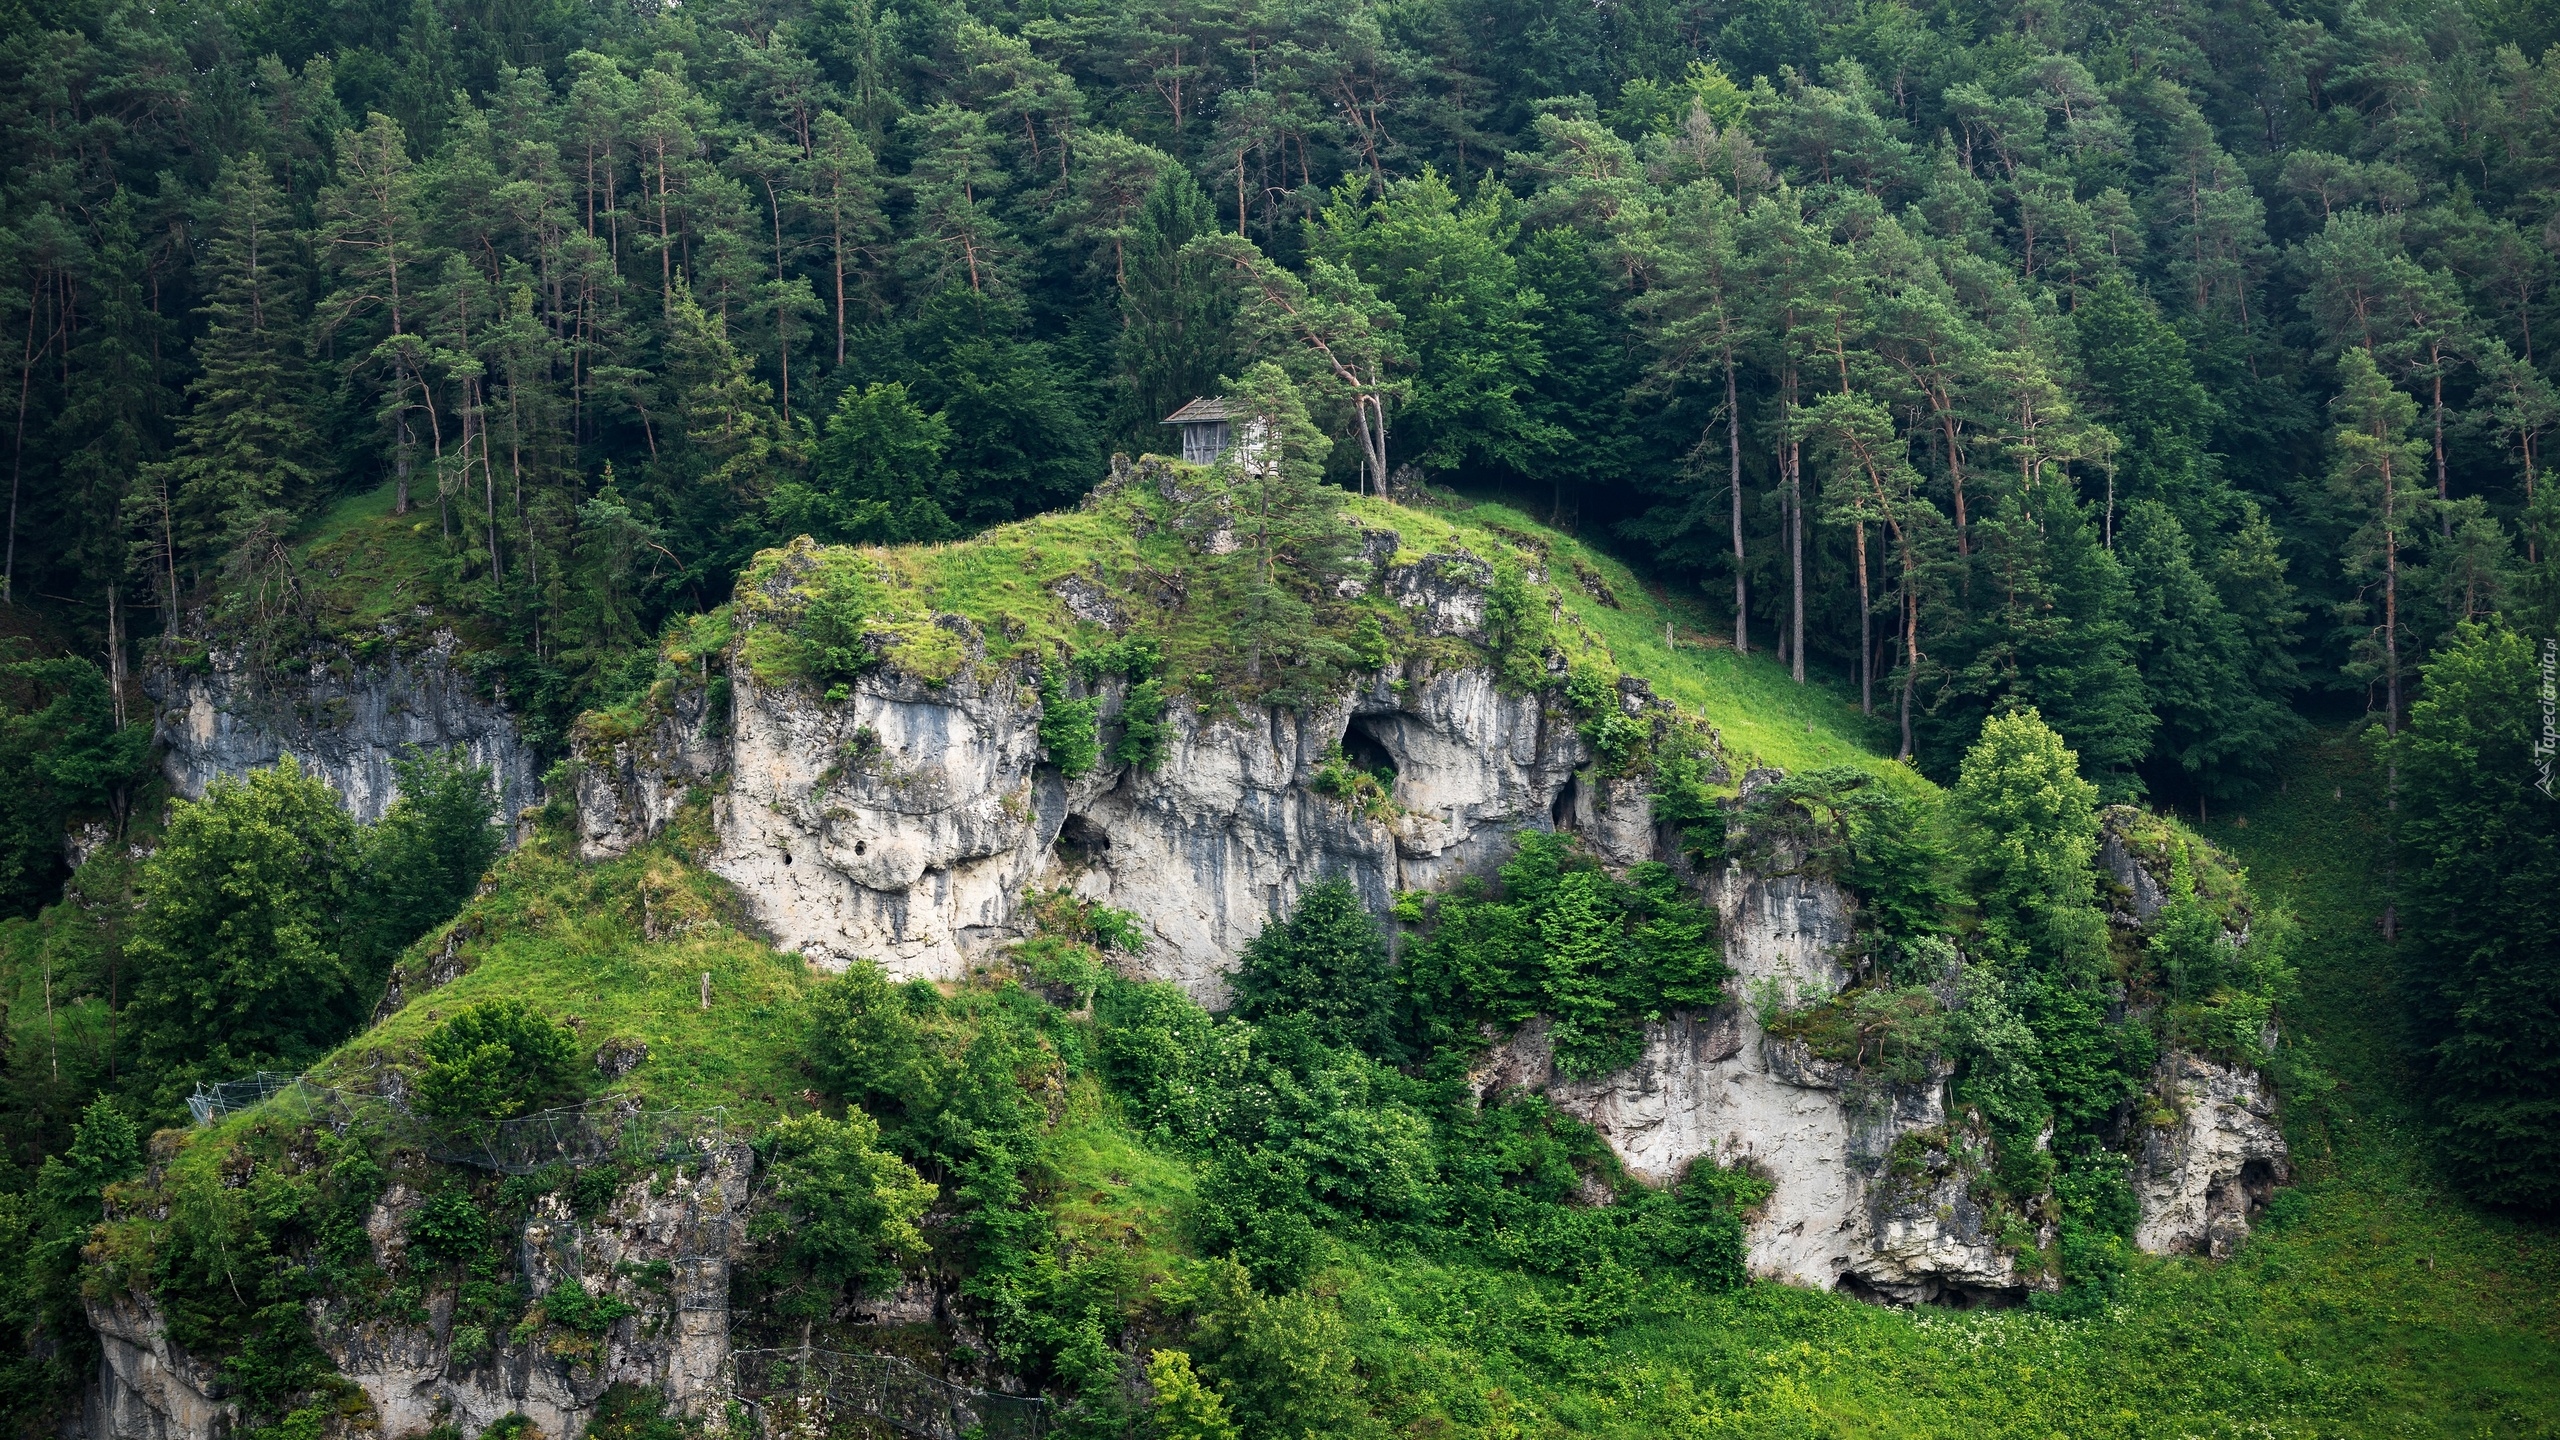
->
[139,157,326,623]
[1203,361,1358,693]
[806,112,884,369]
[901,104,1019,296]
[2327,346,2432,742]
[1117,166,1234,438]
[319,112,439,518]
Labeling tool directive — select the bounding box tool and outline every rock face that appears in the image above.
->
[1472,776,2038,1304]
[2131,1051,2288,1257]
[147,631,540,825]
[588,653,1628,1010]
[154,535,2287,1331]
[81,1143,747,1440]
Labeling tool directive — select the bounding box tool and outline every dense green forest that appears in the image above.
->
[2,0,2559,1433]
[4,0,2558,787]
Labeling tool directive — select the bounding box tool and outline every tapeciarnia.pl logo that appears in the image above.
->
[2537,637,2557,800]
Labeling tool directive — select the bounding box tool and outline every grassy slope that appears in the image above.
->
[312,817,820,1124]
[724,481,1903,783]
[157,493,2556,1434]
[1322,726,2554,1439]
[1348,496,1905,779]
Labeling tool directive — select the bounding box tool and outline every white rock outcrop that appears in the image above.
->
[83,1144,747,1440]
[2130,1050,2288,1257]
[147,627,540,825]
[1471,782,2035,1304]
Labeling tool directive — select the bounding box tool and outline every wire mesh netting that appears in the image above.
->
[186,1072,302,1126]
[729,1349,1048,1440]
[187,1072,729,1175]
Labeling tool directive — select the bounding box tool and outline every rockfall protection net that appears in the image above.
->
[728,1349,1048,1440]
[187,1072,729,1175]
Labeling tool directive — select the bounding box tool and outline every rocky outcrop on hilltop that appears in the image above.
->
[148,513,2287,1325]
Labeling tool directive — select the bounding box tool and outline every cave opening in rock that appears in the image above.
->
[1058,814,1111,868]
[2238,1158,2278,1218]
[1551,774,1581,831]
[1340,715,1399,786]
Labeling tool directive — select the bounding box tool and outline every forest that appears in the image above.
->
[2,0,2559,1433]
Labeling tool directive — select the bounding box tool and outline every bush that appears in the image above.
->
[1146,1350,1240,1440]
[1397,832,1726,1075]
[1231,880,1396,1057]
[1039,668,1101,778]
[754,1110,935,1316]
[412,1001,581,1122]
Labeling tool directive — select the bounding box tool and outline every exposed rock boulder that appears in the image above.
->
[83,1143,748,1440]
[146,628,539,826]
[2131,1051,2288,1258]
[1487,837,2047,1303]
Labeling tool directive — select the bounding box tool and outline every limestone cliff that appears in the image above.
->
[129,515,2283,1329]
[566,540,2068,1304]
[80,1141,746,1440]
[146,625,540,826]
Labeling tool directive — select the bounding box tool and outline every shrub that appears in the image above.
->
[755,1110,936,1316]
[1397,832,1726,1074]
[1039,668,1101,777]
[1231,880,1396,1057]
[1146,1350,1240,1440]
[413,1001,581,1122]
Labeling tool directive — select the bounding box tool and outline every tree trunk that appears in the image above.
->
[1727,353,1746,655]
[106,579,127,730]
[1855,520,1871,716]
[1900,557,1918,762]
[2434,360,2450,537]
[5,286,37,605]
[1789,438,1804,685]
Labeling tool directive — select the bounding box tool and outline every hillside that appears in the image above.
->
[18,477,2541,1440]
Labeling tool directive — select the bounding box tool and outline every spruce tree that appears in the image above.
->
[1118,167,1235,438]
[139,158,326,619]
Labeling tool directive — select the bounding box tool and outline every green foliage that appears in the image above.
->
[1951,710,2105,975]
[585,1384,689,1440]
[1080,634,1171,769]
[1760,985,1952,1088]
[1398,832,1726,1075]
[1230,880,1396,1058]
[124,758,370,1105]
[1483,560,1560,692]
[0,656,148,920]
[131,1119,388,1420]
[1946,711,2153,1180]
[1038,667,1102,778]
[535,1275,636,1335]
[1307,744,1396,820]
[771,381,960,544]
[2391,622,2560,1211]
[412,1000,581,1122]
[351,749,503,969]
[1145,1350,1240,1440]
[754,1110,935,1315]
